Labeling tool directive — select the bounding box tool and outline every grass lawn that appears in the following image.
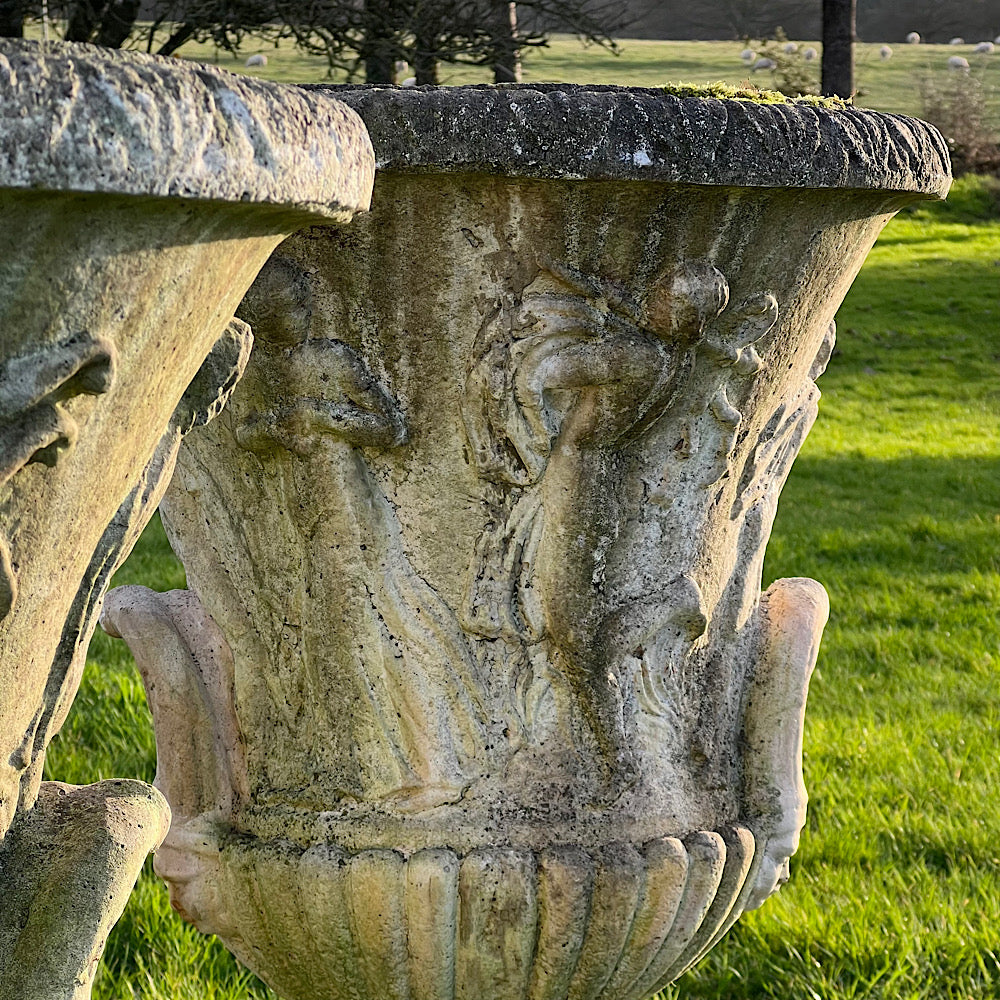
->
[35,31,1000,1000]
[170,34,1000,119]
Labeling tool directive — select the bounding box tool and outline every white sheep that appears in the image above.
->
[995,34,1000,45]
[803,47,818,61]
[752,57,777,72]
[948,55,970,70]
[400,77,417,88]
[244,53,268,68]
[975,41,995,53]
[949,37,965,45]
[740,48,756,62]
[783,41,798,54]
[906,31,921,44]
[880,45,893,60]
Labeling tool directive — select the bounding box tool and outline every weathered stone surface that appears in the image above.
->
[0,40,373,218]
[104,86,949,999]
[0,781,169,1000]
[315,83,951,196]
[0,38,373,1000]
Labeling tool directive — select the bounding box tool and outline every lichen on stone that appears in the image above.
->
[660,81,850,108]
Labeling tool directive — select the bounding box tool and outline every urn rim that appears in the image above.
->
[0,38,374,218]
[308,82,951,198]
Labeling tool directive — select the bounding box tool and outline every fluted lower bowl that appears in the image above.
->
[156,825,759,1000]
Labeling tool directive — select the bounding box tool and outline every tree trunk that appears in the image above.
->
[95,0,139,47]
[0,0,23,37]
[365,42,395,84]
[413,49,438,85]
[157,21,195,55]
[64,0,108,43]
[492,1,521,84]
[412,14,438,85]
[821,0,855,98]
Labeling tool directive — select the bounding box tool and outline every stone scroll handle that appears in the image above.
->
[741,576,829,910]
[88,322,256,942]
[99,585,245,941]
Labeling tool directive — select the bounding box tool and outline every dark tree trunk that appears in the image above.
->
[821,0,855,98]
[65,0,109,43]
[492,1,521,83]
[360,0,397,83]
[0,0,23,37]
[413,48,438,85]
[412,14,438,85]
[365,42,395,83]
[95,0,139,47]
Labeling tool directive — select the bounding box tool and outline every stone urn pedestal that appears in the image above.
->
[104,87,950,1000]
[0,40,373,1000]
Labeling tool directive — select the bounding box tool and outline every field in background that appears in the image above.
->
[35,32,1000,1000]
[172,34,1000,119]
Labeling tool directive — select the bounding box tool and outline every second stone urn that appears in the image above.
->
[103,86,950,999]
[0,39,373,999]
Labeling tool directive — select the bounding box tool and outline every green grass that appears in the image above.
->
[34,29,1000,999]
[170,34,1000,119]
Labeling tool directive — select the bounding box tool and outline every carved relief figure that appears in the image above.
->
[461,260,780,798]
[0,332,115,618]
[457,256,831,900]
[217,258,488,809]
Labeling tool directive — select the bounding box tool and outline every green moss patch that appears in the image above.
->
[661,80,849,108]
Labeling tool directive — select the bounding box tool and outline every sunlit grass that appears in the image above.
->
[167,34,1000,120]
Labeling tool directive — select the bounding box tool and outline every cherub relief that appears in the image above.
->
[461,259,741,795]
[111,256,489,823]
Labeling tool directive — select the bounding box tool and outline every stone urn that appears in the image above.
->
[103,86,950,1000]
[0,40,373,1000]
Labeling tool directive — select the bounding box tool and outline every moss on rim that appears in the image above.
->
[662,81,850,108]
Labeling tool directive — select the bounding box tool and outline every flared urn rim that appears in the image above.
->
[308,82,951,197]
[0,38,374,217]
